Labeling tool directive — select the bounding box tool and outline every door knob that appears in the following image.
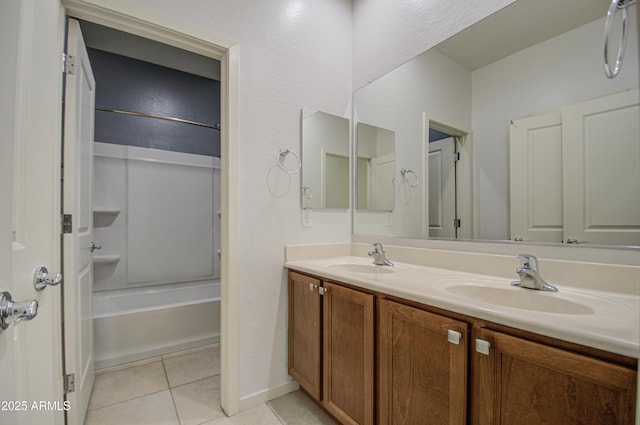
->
[0,291,38,330]
[33,266,62,291]
[89,242,102,252]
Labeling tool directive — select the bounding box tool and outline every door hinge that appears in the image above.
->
[62,214,72,234]
[63,53,76,75]
[453,218,461,228]
[63,373,75,394]
[453,152,461,162]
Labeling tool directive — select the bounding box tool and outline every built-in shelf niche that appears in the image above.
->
[93,207,121,228]
[93,254,121,266]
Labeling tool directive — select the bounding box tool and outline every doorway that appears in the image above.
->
[61,8,239,422]
[424,118,471,239]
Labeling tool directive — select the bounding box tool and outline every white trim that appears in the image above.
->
[423,114,473,240]
[238,380,300,412]
[62,0,241,415]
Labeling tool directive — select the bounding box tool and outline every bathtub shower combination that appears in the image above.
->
[92,143,221,369]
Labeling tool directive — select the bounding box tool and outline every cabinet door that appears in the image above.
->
[288,272,322,400]
[473,328,637,425]
[378,299,468,425]
[323,281,375,425]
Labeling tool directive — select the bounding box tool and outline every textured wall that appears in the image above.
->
[352,0,516,90]
[121,0,354,401]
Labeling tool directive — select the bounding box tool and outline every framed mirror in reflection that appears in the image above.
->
[353,0,639,247]
[356,122,395,212]
[301,108,350,209]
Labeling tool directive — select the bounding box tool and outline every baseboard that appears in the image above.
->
[238,380,300,412]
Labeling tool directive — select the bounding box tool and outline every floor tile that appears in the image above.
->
[88,360,168,410]
[267,391,337,425]
[84,391,179,425]
[201,404,283,425]
[163,345,220,387]
[171,376,224,425]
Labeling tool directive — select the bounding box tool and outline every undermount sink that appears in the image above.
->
[328,263,396,274]
[444,284,595,315]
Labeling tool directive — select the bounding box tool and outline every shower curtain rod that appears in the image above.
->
[96,108,221,131]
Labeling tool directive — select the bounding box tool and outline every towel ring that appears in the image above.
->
[277,149,301,174]
[603,0,636,78]
[400,168,419,188]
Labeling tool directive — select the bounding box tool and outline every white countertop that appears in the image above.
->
[285,255,640,359]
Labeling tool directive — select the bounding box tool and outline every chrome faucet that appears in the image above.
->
[368,243,394,266]
[511,254,558,292]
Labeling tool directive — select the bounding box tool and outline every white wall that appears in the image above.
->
[106,0,354,402]
[352,0,516,90]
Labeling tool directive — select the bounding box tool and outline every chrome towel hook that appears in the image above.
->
[603,0,637,78]
[277,149,301,174]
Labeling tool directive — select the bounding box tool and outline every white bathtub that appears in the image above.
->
[93,280,220,369]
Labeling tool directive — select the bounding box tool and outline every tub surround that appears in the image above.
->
[93,280,221,369]
[284,243,640,358]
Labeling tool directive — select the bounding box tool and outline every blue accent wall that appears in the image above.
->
[429,128,451,143]
[89,48,221,157]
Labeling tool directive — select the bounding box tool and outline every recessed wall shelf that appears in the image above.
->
[93,207,121,227]
[93,207,121,215]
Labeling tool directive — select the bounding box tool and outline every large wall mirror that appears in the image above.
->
[302,108,350,209]
[353,0,639,247]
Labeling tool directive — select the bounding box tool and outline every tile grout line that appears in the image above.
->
[162,356,183,425]
[87,388,169,413]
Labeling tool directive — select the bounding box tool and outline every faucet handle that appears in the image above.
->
[515,253,538,270]
[369,243,384,256]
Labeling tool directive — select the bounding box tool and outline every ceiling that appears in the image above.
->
[79,20,221,81]
[435,0,610,70]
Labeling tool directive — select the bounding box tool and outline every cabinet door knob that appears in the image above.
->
[475,339,491,355]
[447,330,462,345]
[309,283,318,292]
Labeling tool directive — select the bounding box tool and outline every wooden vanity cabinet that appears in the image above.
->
[288,272,322,399]
[378,299,468,425]
[288,271,375,425]
[472,327,638,425]
[289,270,637,425]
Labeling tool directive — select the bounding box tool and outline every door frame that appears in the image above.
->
[62,0,241,415]
[423,115,473,240]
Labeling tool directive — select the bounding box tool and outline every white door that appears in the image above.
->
[428,137,456,239]
[509,112,563,243]
[562,89,640,246]
[63,18,96,425]
[2,1,66,424]
[370,153,395,211]
[0,4,20,423]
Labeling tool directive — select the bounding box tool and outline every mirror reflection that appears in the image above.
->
[353,0,639,246]
[356,122,395,211]
[301,109,350,209]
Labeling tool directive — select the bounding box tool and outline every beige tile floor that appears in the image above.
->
[84,344,337,425]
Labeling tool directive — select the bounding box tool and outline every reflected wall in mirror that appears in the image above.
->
[301,109,350,209]
[356,122,395,211]
[353,0,639,246]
